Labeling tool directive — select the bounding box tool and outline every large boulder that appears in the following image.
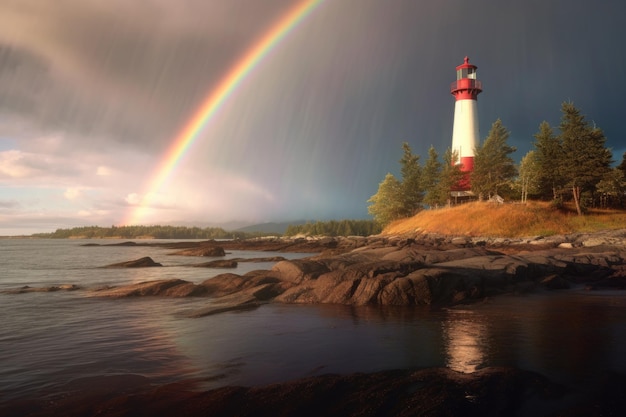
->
[271,259,330,284]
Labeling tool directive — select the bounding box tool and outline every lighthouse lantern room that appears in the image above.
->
[450,56,482,195]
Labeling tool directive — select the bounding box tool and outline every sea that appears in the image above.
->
[2,238,626,403]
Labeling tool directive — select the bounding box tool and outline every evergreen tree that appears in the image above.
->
[471,119,517,200]
[422,145,442,208]
[367,173,404,226]
[517,150,540,203]
[558,102,612,215]
[533,121,563,200]
[398,142,424,217]
[618,152,626,178]
[596,168,626,209]
[432,148,464,207]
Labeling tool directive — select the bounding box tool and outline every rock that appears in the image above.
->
[1,284,81,294]
[541,274,571,289]
[102,257,162,268]
[89,229,626,311]
[582,238,606,247]
[93,279,203,297]
[193,259,238,268]
[170,245,225,257]
[451,236,471,246]
[230,256,286,263]
[271,259,330,284]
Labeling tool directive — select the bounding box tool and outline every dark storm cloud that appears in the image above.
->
[2,0,624,157]
[0,0,300,151]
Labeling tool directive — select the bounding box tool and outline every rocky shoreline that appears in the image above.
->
[3,230,626,416]
[85,229,626,317]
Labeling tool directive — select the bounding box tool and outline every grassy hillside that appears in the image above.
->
[383,201,626,238]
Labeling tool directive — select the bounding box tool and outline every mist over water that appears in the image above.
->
[2,239,626,402]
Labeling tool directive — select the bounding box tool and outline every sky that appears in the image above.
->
[1,0,625,235]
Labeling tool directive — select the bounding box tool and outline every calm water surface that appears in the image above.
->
[1,239,626,401]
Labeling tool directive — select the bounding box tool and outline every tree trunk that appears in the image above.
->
[572,186,582,215]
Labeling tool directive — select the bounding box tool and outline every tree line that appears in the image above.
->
[33,225,259,239]
[34,221,383,239]
[369,102,625,225]
[283,219,381,237]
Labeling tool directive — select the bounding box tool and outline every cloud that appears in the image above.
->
[124,193,141,206]
[96,166,113,176]
[63,187,83,201]
[0,199,20,210]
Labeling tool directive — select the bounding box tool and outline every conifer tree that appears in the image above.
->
[596,168,626,209]
[398,142,424,217]
[618,152,626,178]
[422,145,442,208]
[517,150,541,203]
[367,173,404,226]
[533,121,563,200]
[558,102,612,215]
[432,148,463,207]
[471,119,517,200]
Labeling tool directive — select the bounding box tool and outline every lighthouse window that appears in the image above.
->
[457,68,477,80]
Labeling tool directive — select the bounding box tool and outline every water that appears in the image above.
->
[2,239,626,402]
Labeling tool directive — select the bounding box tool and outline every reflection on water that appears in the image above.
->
[442,309,487,373]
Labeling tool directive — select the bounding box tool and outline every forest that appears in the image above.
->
[33,225,258,240]
[368,102,626,226]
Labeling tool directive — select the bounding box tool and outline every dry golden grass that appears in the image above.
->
[383,201,626,238]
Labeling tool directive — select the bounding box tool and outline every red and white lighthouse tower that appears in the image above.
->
[450,56,482,193]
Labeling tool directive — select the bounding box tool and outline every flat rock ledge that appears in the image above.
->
[1,284,80,294]
[92,229,626,313]
[102,256,163,268]
[3,367,625,417]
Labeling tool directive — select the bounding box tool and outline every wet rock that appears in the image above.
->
[271,259,330,284]
[1,284,81,294]
[171,245,225,257]
[103,256,162,268]
[541,274,571,290]
[89,229,626,311]
[93,279,203,297]
[193,259,238,268]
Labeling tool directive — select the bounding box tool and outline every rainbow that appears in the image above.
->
[125,0,325,225]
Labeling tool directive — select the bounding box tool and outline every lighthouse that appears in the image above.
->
[450,56,482,193]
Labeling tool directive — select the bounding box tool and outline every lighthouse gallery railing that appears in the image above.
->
[450,79,482,93]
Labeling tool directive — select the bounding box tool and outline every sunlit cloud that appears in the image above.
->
[0,150,32,178]
[124,193,142,206]
[96,166,113,176]
[63,187,83,201]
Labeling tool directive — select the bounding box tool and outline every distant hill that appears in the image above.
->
[235,221,306,235]
[383,201,626,237]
